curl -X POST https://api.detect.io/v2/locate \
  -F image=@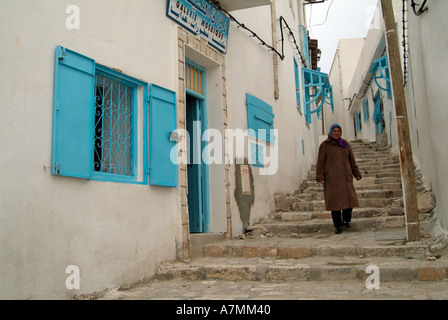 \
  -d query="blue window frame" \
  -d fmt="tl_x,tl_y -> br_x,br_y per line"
302,68 -> 333,125
52,46 -> 178,187
370,55 -> 392,100
92,67 -> 139,182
